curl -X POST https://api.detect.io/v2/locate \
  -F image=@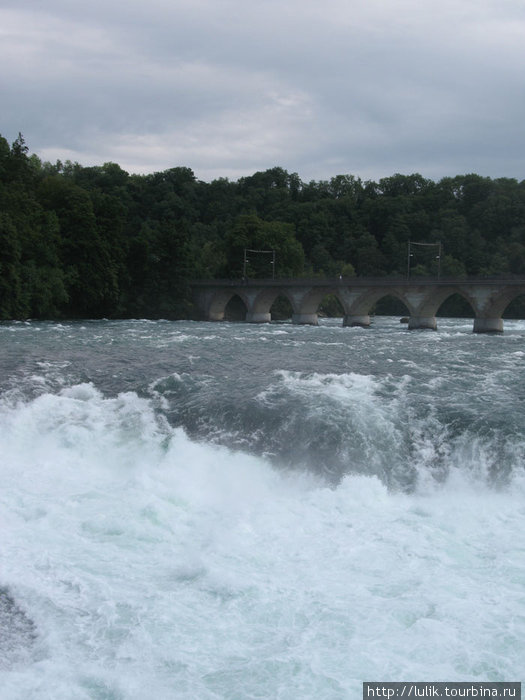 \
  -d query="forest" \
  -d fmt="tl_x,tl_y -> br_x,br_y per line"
1,132 -> 525,320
